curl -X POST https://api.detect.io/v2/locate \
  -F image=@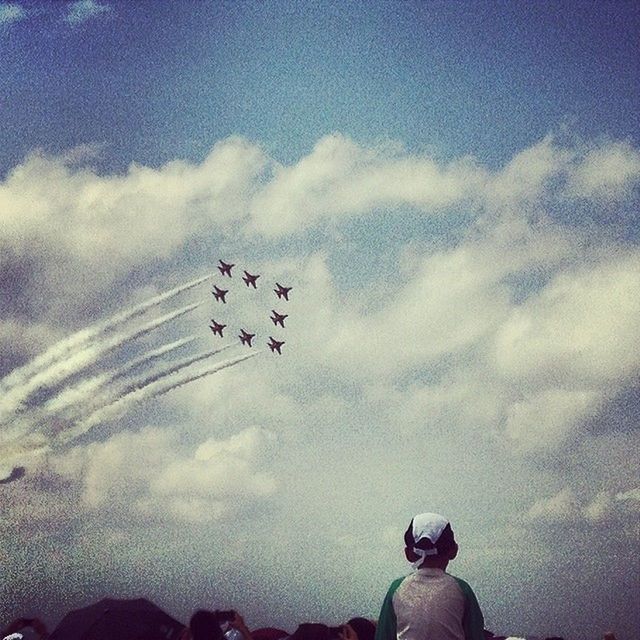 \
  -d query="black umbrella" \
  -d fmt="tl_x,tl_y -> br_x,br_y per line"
49,597 -> 186,640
